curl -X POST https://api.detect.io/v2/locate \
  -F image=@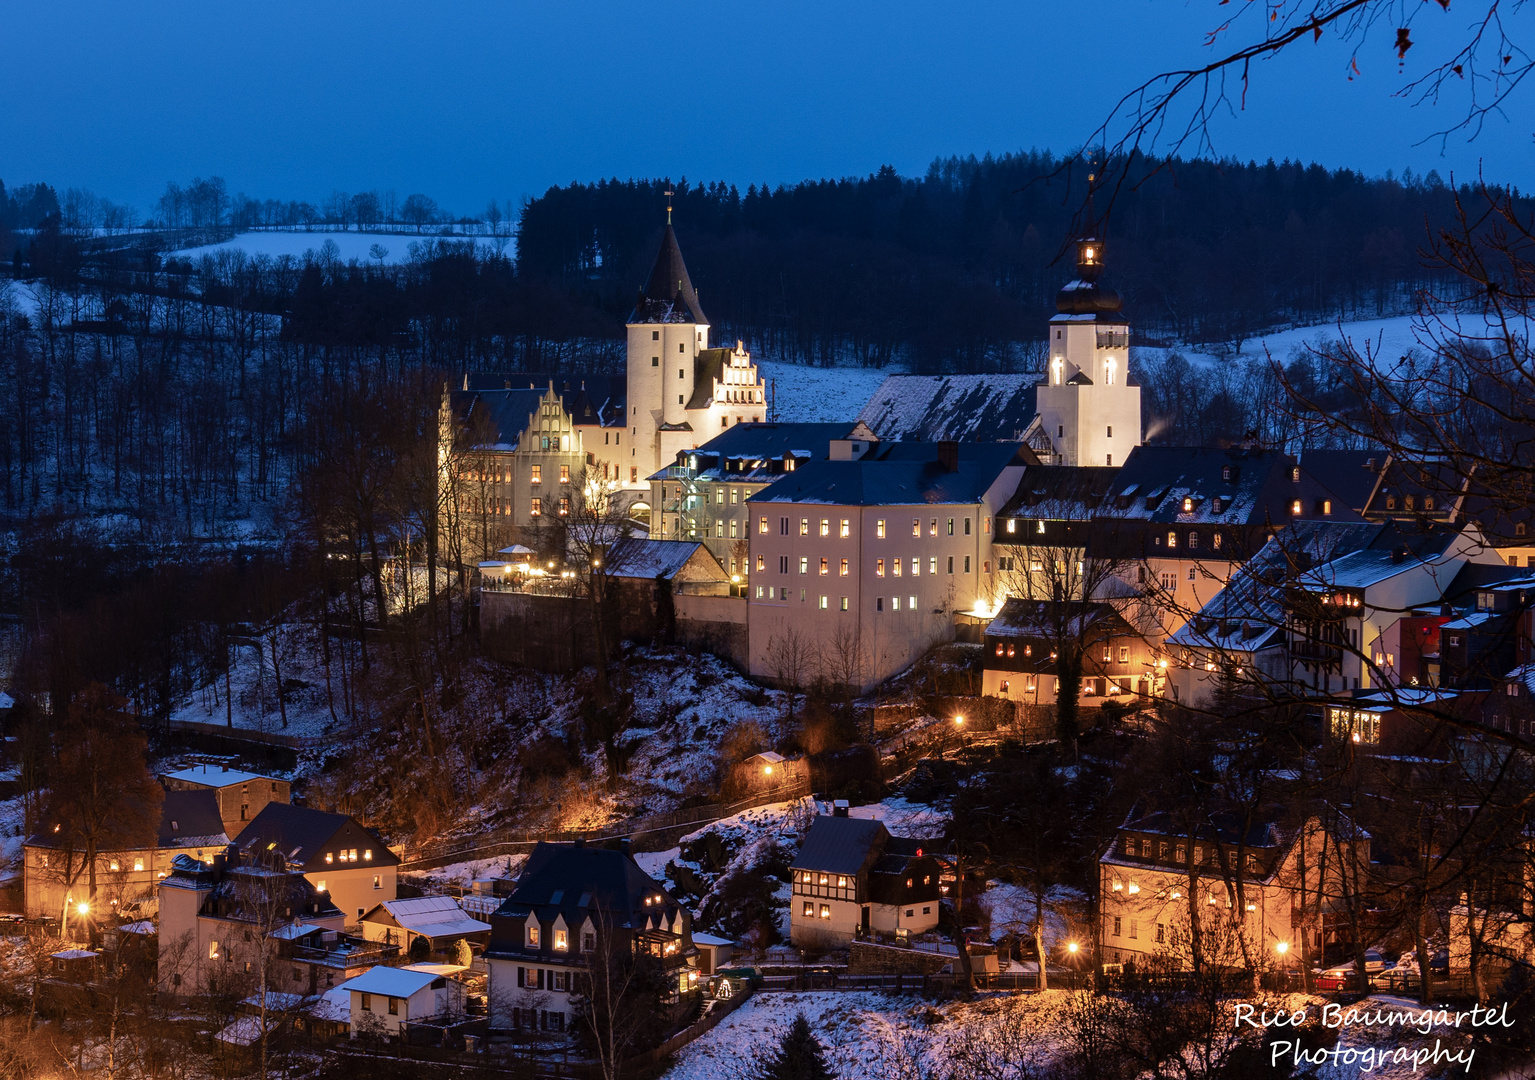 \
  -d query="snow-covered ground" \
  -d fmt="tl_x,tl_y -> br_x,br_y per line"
663,990 -> 1076,1080
759,361 -> 890,424
168,230 -> 508,266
